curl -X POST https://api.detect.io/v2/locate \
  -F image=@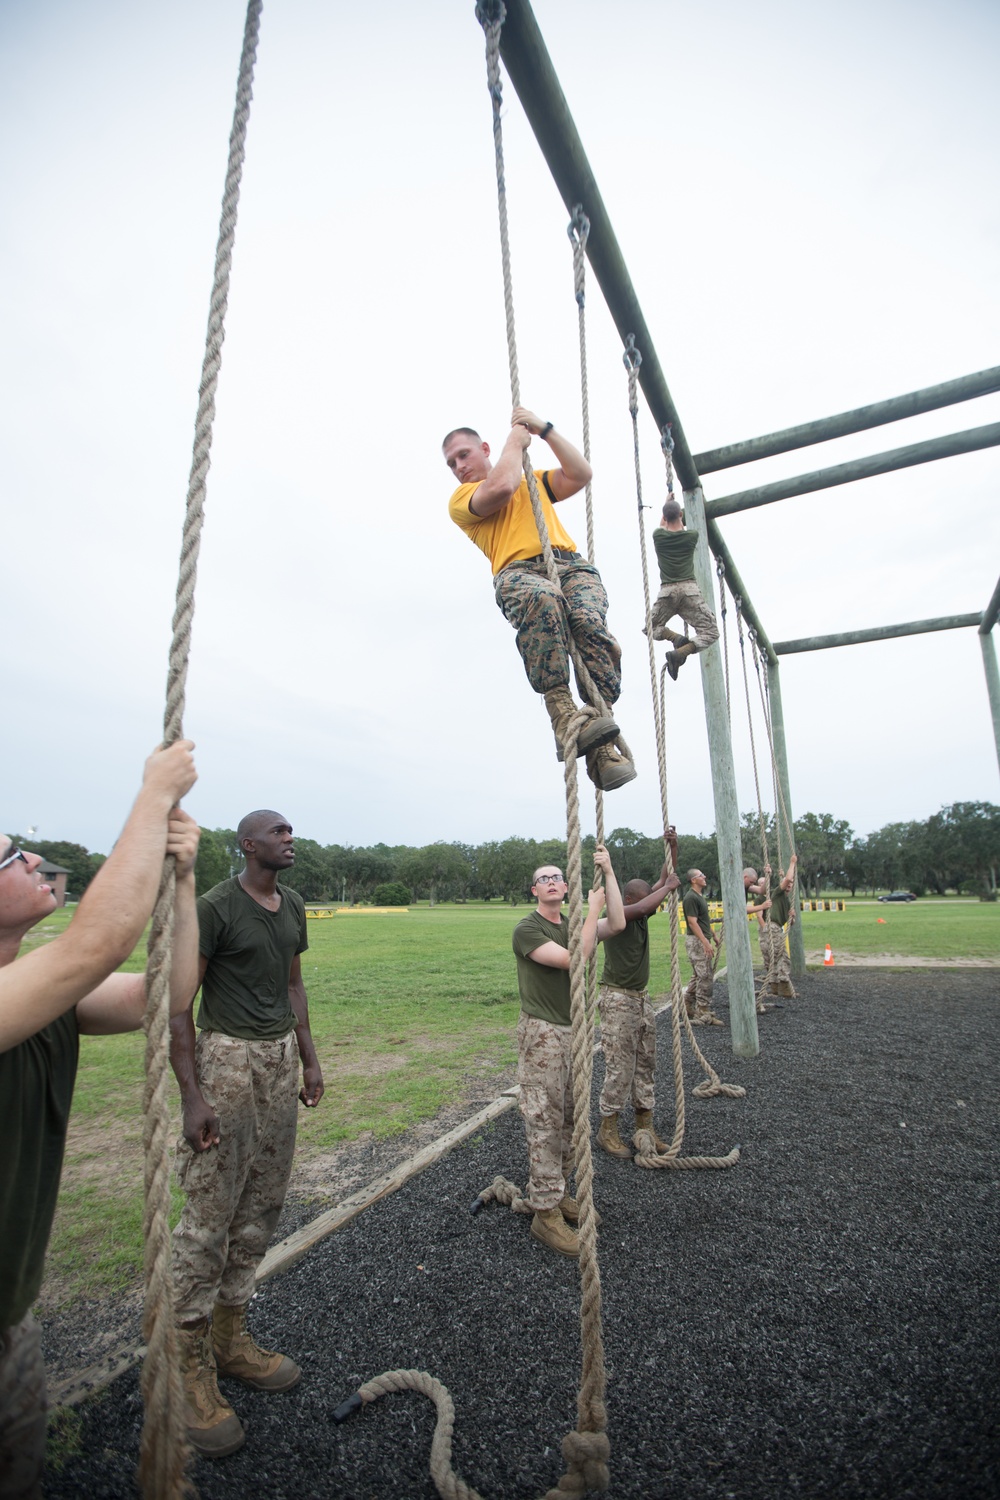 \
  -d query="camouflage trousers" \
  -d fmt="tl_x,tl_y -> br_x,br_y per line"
651,580 -> 719,651
172,1029 -> 299,1324
0,1312 -> 47,1500
683,935 -> 715,1011
495,557 -> 622,706
516,1012 -> 574,1212
759,921 -> 792,988
597,985 -> 656,1115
